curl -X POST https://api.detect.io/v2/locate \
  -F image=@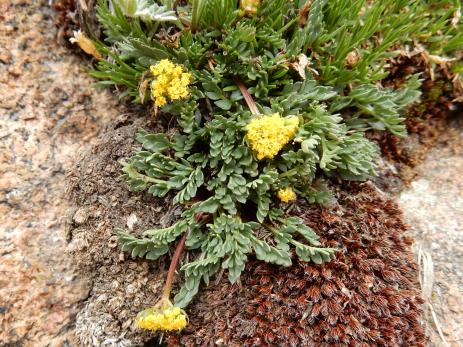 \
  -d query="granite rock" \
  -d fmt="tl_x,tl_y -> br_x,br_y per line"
0,1 -> 121,345
399,118 -> 463,347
